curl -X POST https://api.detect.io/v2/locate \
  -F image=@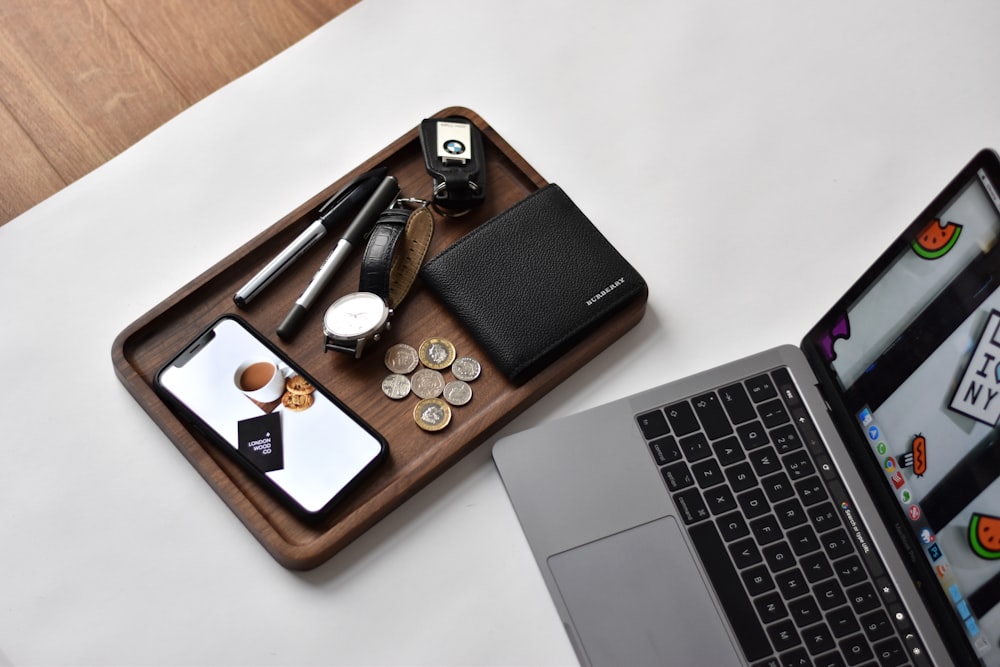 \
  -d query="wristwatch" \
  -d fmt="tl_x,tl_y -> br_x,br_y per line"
323,206 -> 434,357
